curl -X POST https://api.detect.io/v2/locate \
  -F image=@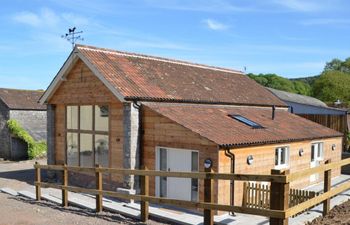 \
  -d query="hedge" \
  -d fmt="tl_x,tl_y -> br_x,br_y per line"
7,119 -> 47,159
